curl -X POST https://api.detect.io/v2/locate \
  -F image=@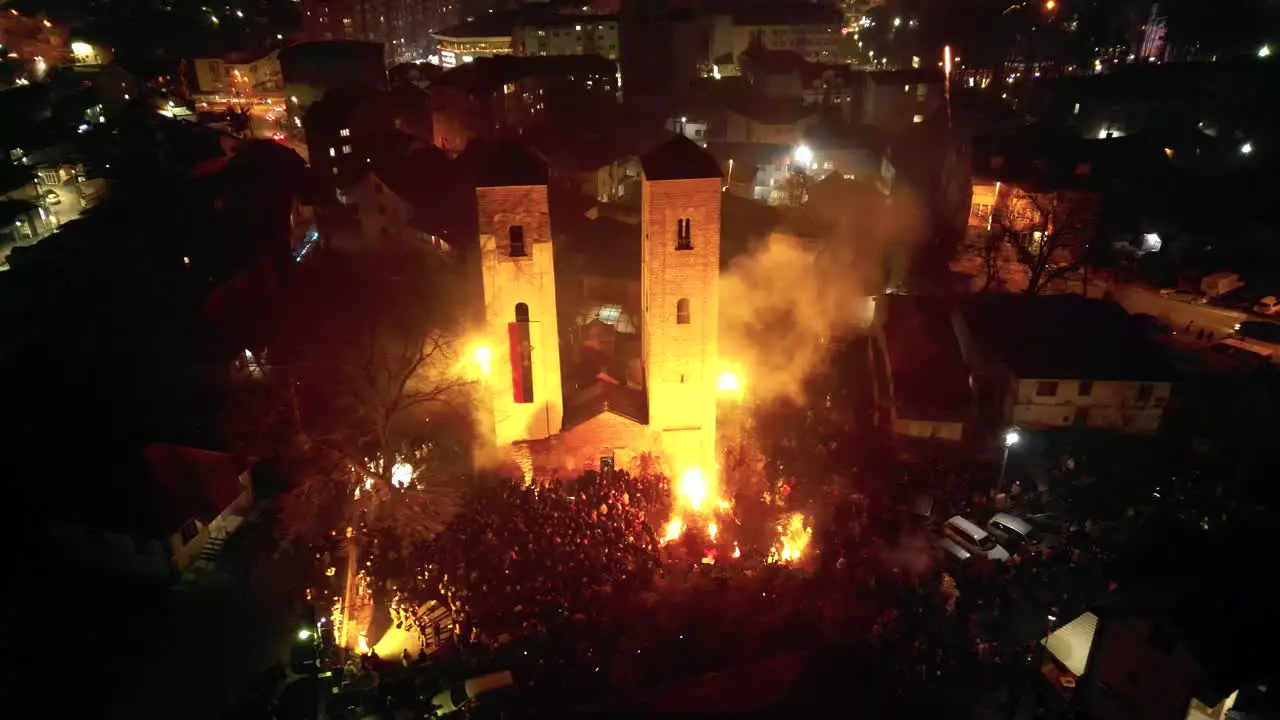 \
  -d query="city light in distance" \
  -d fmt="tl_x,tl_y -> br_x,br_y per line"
1241,142 -> 1254,155
1044,0 -> 1056,10
1259,45 -> 1272,59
